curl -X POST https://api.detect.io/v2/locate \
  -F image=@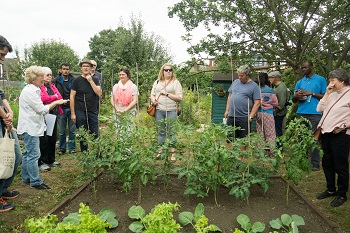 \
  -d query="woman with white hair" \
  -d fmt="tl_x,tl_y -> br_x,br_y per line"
17,66 -> 68,190
38,67 -> 64,172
